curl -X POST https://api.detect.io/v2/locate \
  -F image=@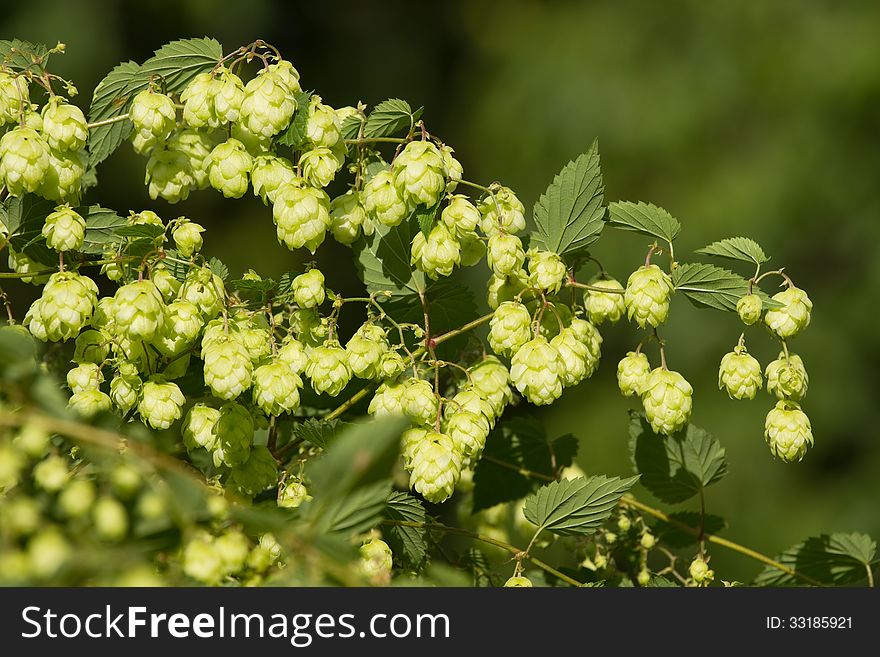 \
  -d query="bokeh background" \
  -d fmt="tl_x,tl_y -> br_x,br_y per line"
3,0 -> 878,581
